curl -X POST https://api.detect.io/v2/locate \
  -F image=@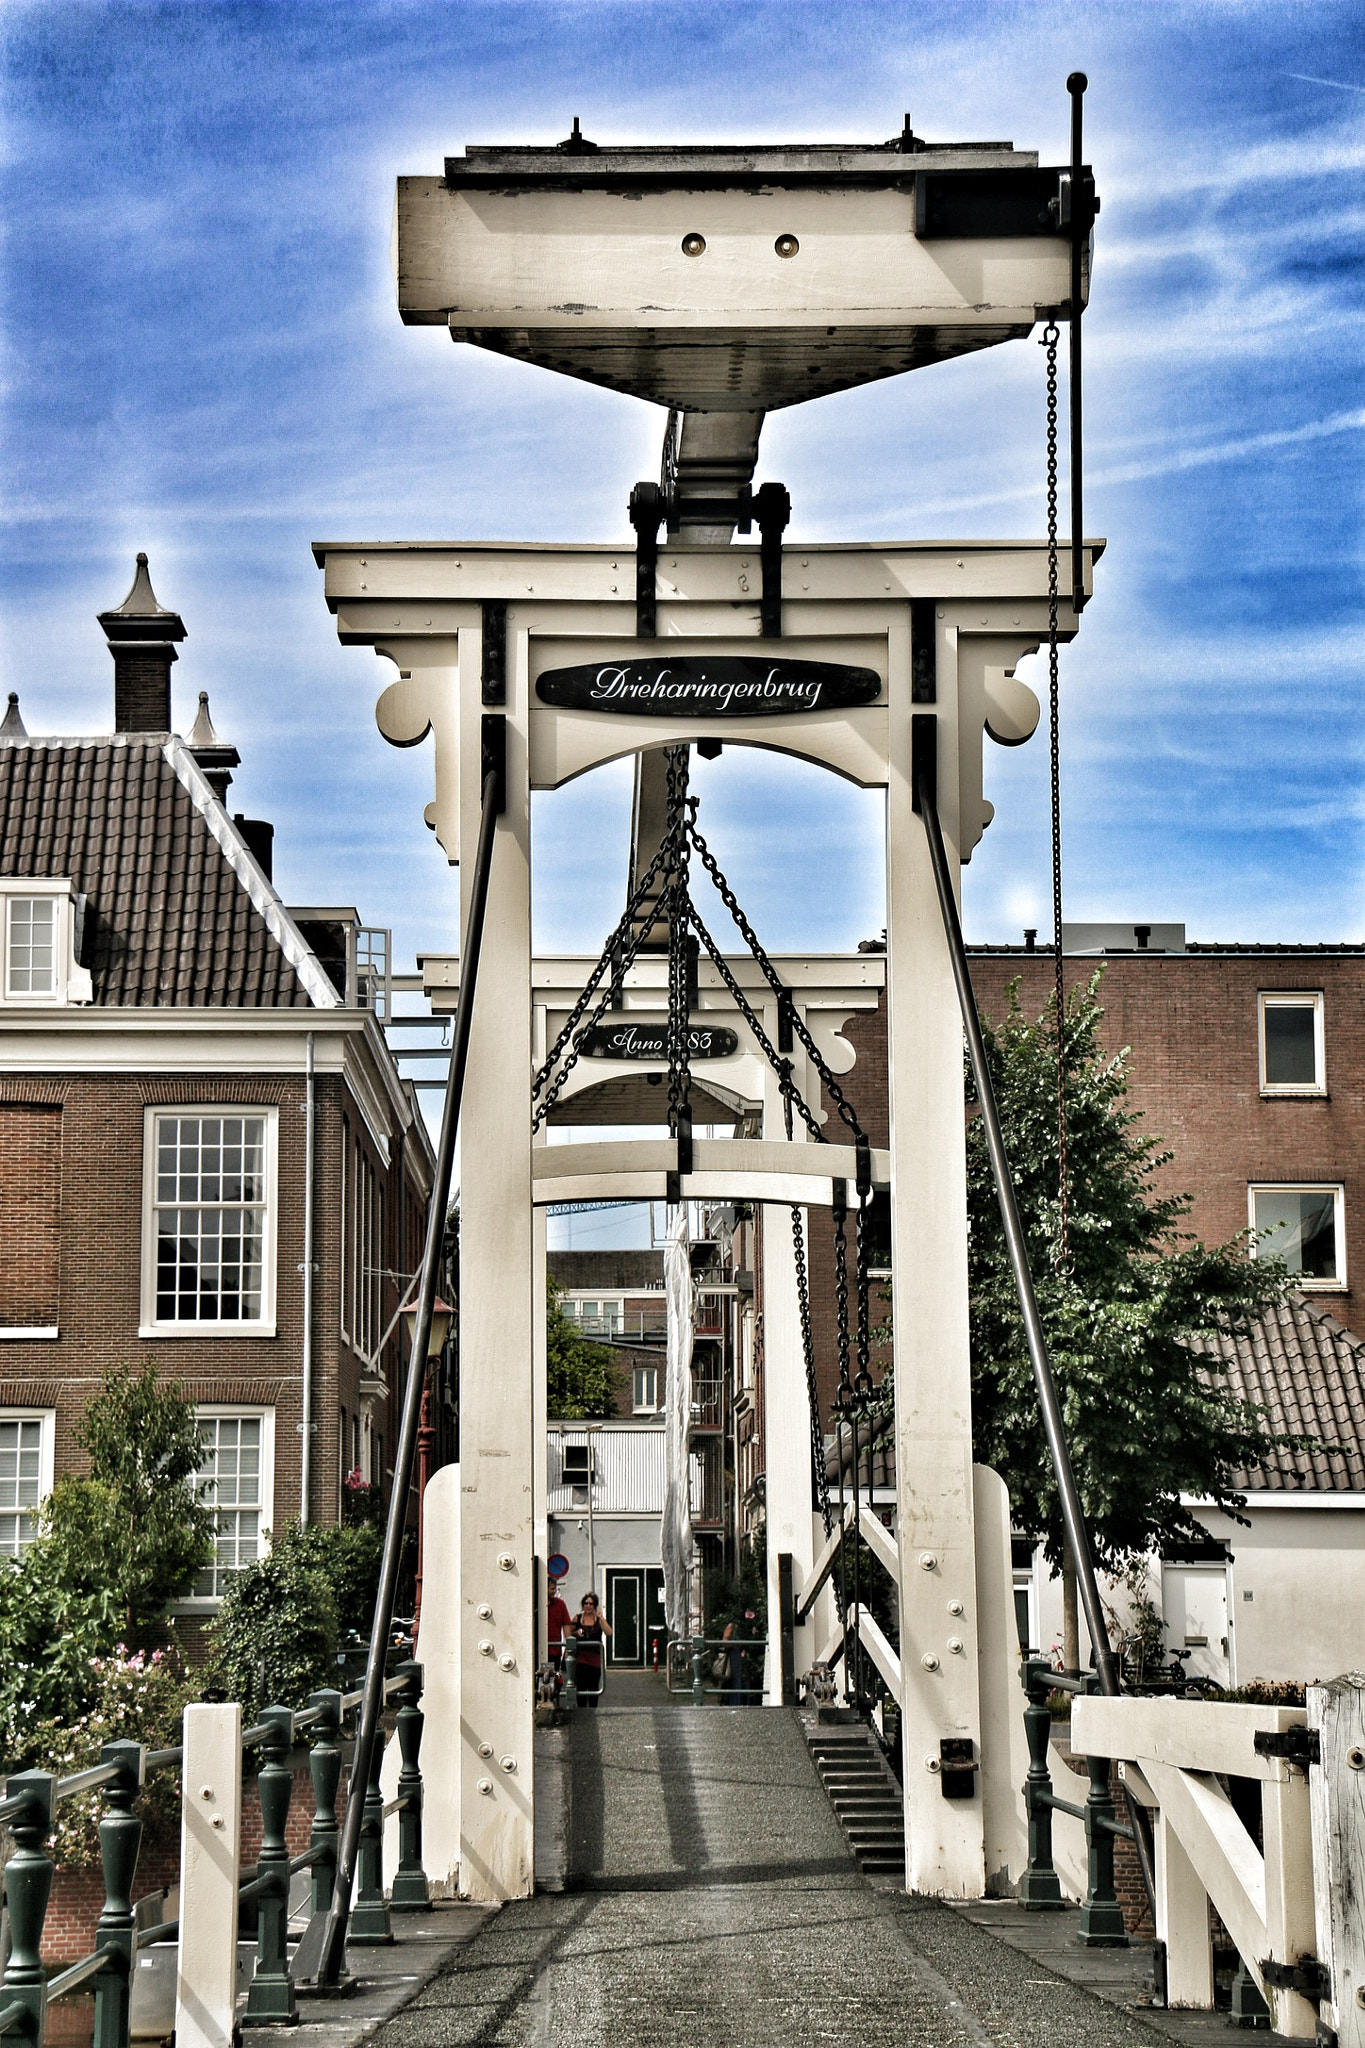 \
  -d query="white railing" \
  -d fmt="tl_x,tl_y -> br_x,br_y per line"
1074,1677 -> 1365,2042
